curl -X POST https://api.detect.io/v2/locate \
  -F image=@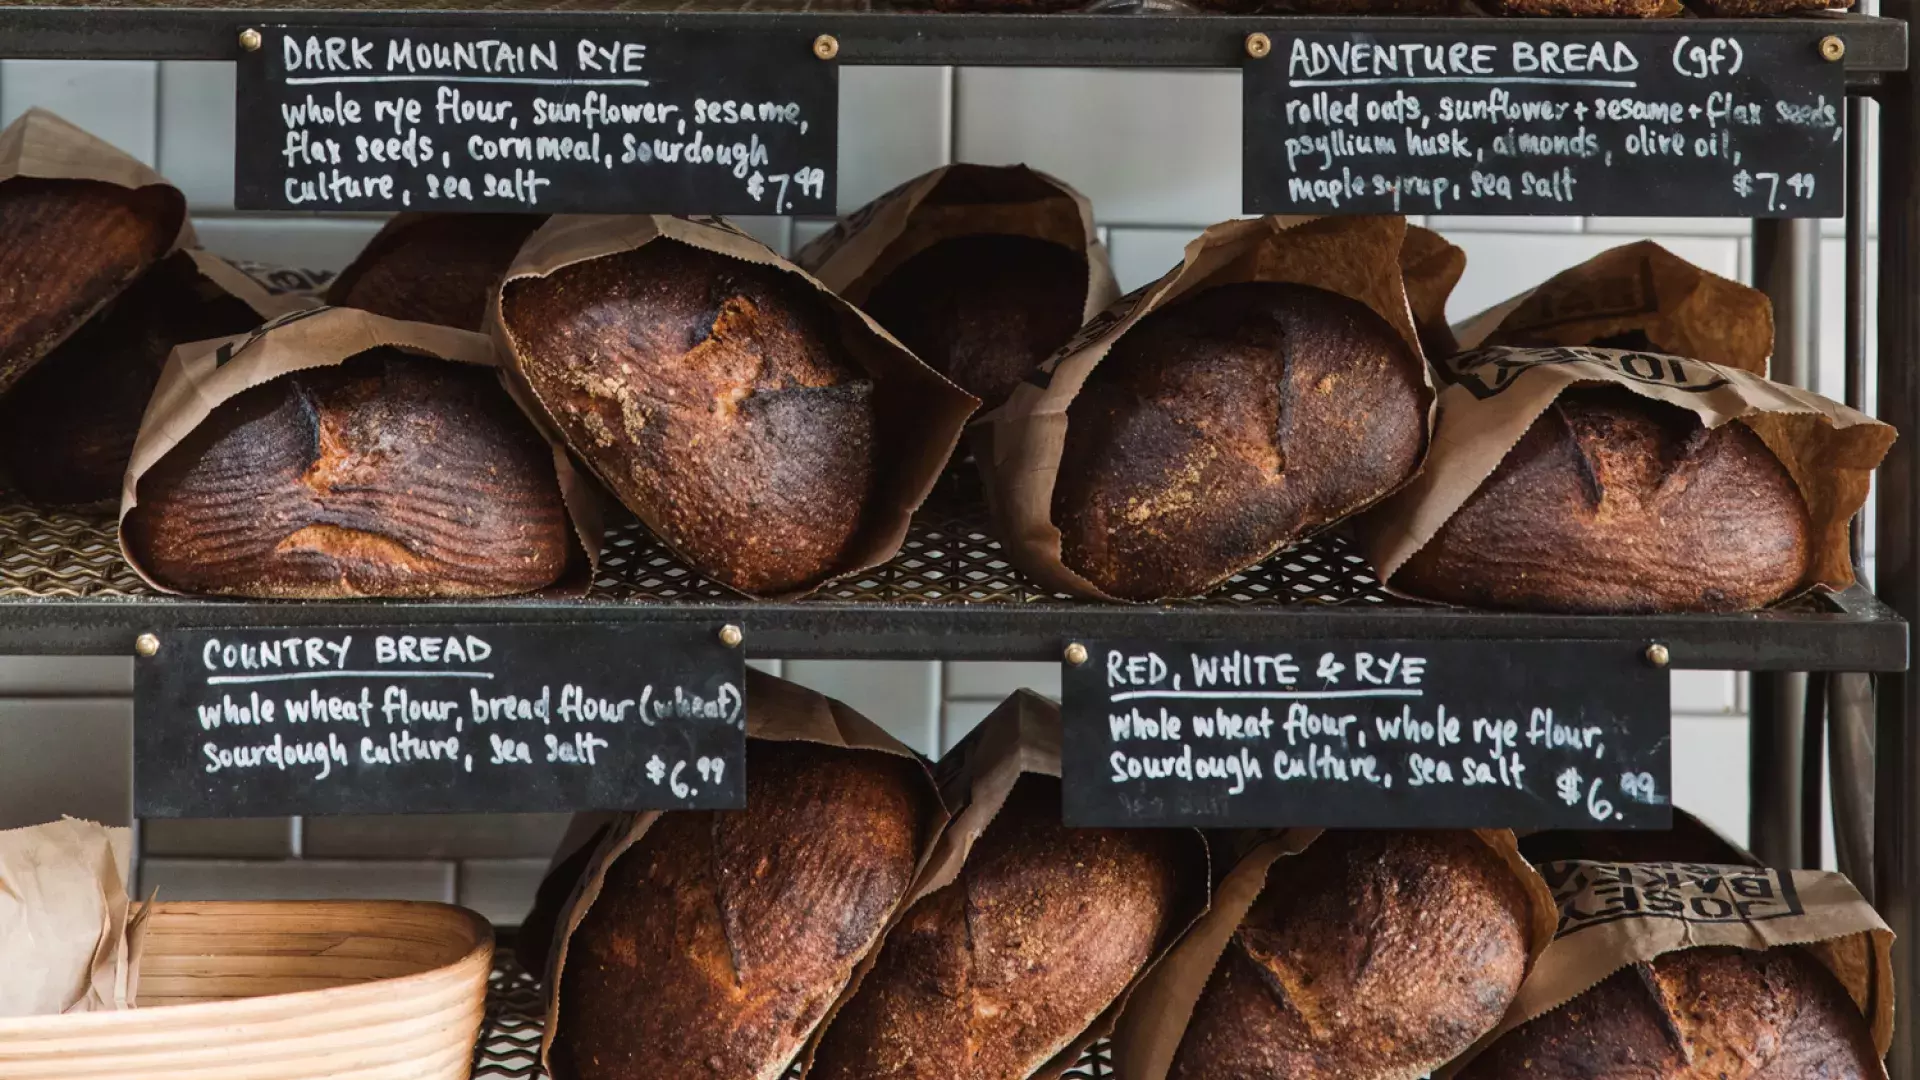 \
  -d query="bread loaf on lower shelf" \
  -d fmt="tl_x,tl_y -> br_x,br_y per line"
1166,831 -> 1533,1080
1455,946 -> 1882,1080
123,347 -> 570,598
328,213 -> 545,331
552,738 -> 935,1080
1393,386 -> 1811,613
811,774 -> 1185,1080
